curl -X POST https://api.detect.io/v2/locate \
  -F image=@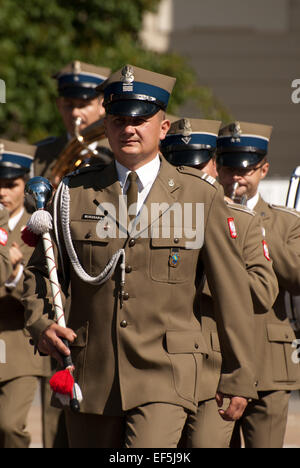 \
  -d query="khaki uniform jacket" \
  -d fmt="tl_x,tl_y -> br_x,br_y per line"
23,158 -> 258,416
0,206 -> 11,287
253,197 -> 300,391
0,210 -> 51,382
197,203 -> 279,402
